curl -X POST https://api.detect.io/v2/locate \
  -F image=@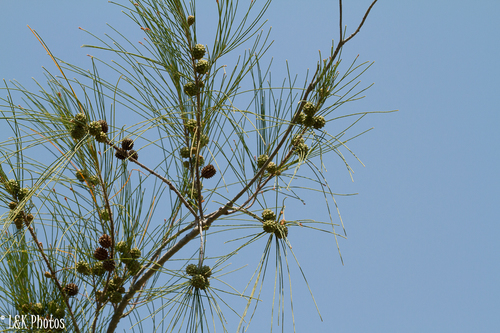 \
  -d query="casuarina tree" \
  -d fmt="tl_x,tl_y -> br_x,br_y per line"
0,0 -> 390,331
